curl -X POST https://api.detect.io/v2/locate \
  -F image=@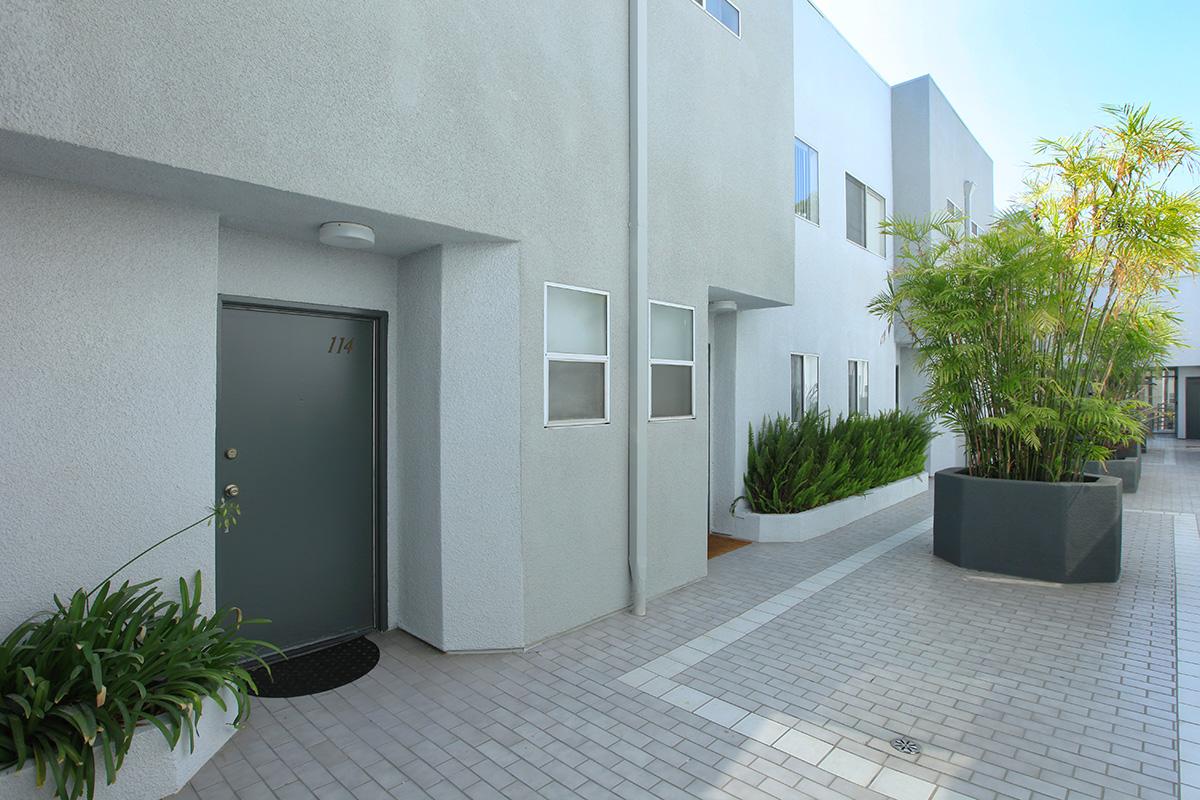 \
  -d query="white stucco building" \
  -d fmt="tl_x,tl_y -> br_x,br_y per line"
1,0 -> 993,656
1161,275 -> 1200,439
709,5 -> 995,535
0,0 -> 794,654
